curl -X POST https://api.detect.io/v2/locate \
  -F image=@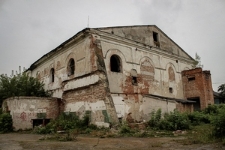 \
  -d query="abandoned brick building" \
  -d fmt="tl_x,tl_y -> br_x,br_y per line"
4,25 -> 214,129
